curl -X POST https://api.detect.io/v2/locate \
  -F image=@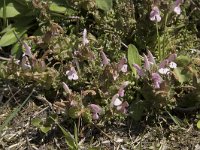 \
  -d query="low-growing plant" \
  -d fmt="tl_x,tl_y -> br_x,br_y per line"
0,0 -> 200,148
